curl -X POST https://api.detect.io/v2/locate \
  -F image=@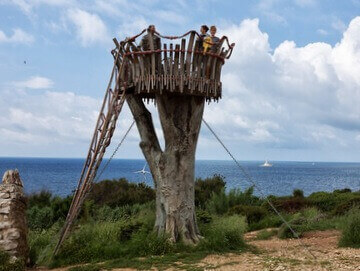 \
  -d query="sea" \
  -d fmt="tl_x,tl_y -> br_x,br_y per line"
0,157 -> 359,197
